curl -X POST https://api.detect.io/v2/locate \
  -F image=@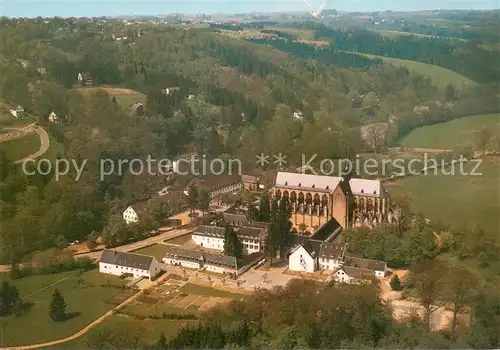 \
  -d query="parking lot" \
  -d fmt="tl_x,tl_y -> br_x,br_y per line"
238,265 -> 294,290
